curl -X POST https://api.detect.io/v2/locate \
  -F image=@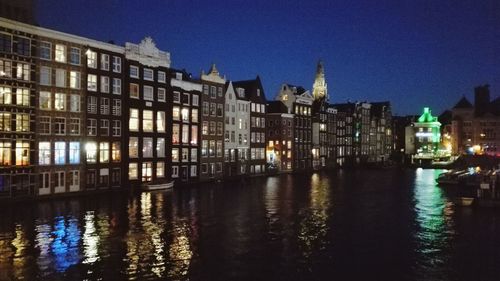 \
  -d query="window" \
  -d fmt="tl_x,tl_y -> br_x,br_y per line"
68,142 -> 80,164
158,88 -> 166,102
0,113 -> 11,132
39,116 -> 50,134
129,65 -> 139,78
0,59 -> 12,78
158,71 -> 166,83
39,41 -> 51,60
173,106 -> 180,121
15,88 -> 29,106
143,110 -> 153,132
0,141 -> 11,166
38,142 -> 50,165
54,141 -> 66,165
210,103 -> 216,116
172,124 -> 180,144
143,138 -> 153,157
191,109 -> 198,123
190,165 -> 197,177
112,56 -> 121,73
100,119 -> 109,136
86,50 -> 97,68
209,140 -> 215,157
129,163 -> 138,179
191,148 -> 197,162
87,96 -> 97,113
172,148 -> 179,162
55,44 -> 66,63
54,117 -> 65,135
202,121 -> 208,135
70,94 -> 80,112
69,170 -> 80,189
16,37 -> 30,56
143,68 -> 153,81
87,119 -> 97,136
191,125 -> 198,145
40,66 -> 51,85
210,86 -> 216,98
157,111 -> 165,132
182,125 -> 189,144
0,86 -> 11,105
201,140 -> 208,157
85,142 -> 97,163
15,113 -> 29,132
210,121 -> 216,135
143,86 -> 153,101
129,109 -> 139,131
216,141 -> 223,157
0,33 -> 12,53
112,142 -> 121,162
100,76 -> 110,93
173,91 -> 180,103
217,122 -> 223,136
129,137 -> 138,158
112,99 -> 121,116
15,141 -> 29,166
99,142 -> 109,163
218,87 -> 223,97
55,171 -> 65,189
182,93 -> 190,105
181,108 -> 189,122
130,83 -> 139,98
112,78 -> 121,94
16,63 -> 30,81
69,71 -> 81,89
54,69 -> 66,88
69,47 -> 80,65
192,95 -> 199,106
101,54 -> 109,70
100,97 -> 110,115
172,166 -> 179,178
112,120 -> 121,136
87,74 -> 97,91
54,93 -> 66,111
182,148 -> 189,162
157,138 -> 165,157
157,162 -> 165,178
70,118 -> 80,135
